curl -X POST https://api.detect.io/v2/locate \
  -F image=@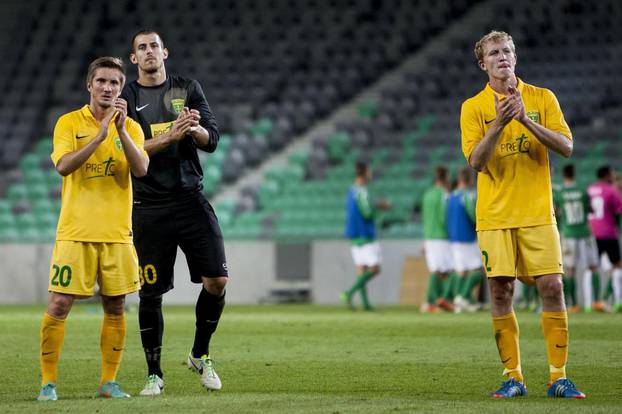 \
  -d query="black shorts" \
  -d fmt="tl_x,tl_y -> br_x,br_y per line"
596,238 -> 621,265
132,195 -> 228,297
